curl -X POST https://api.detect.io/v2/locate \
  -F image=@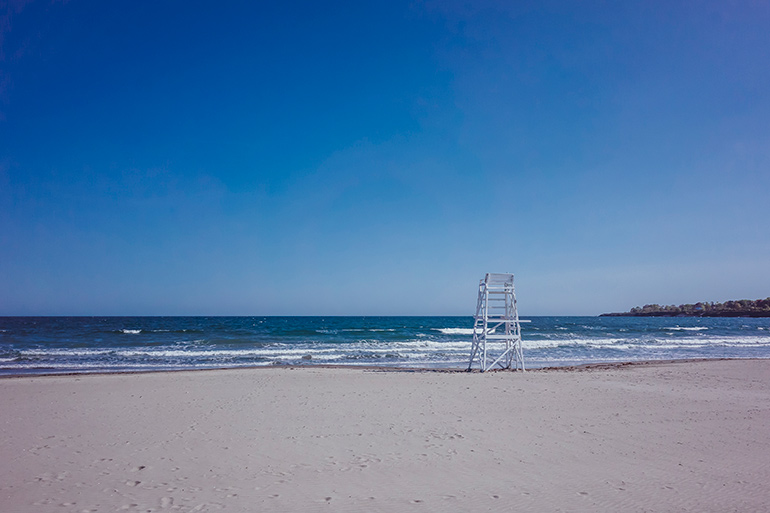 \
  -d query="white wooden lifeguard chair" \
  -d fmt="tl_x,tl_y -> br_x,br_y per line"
468,273 -> 525,372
